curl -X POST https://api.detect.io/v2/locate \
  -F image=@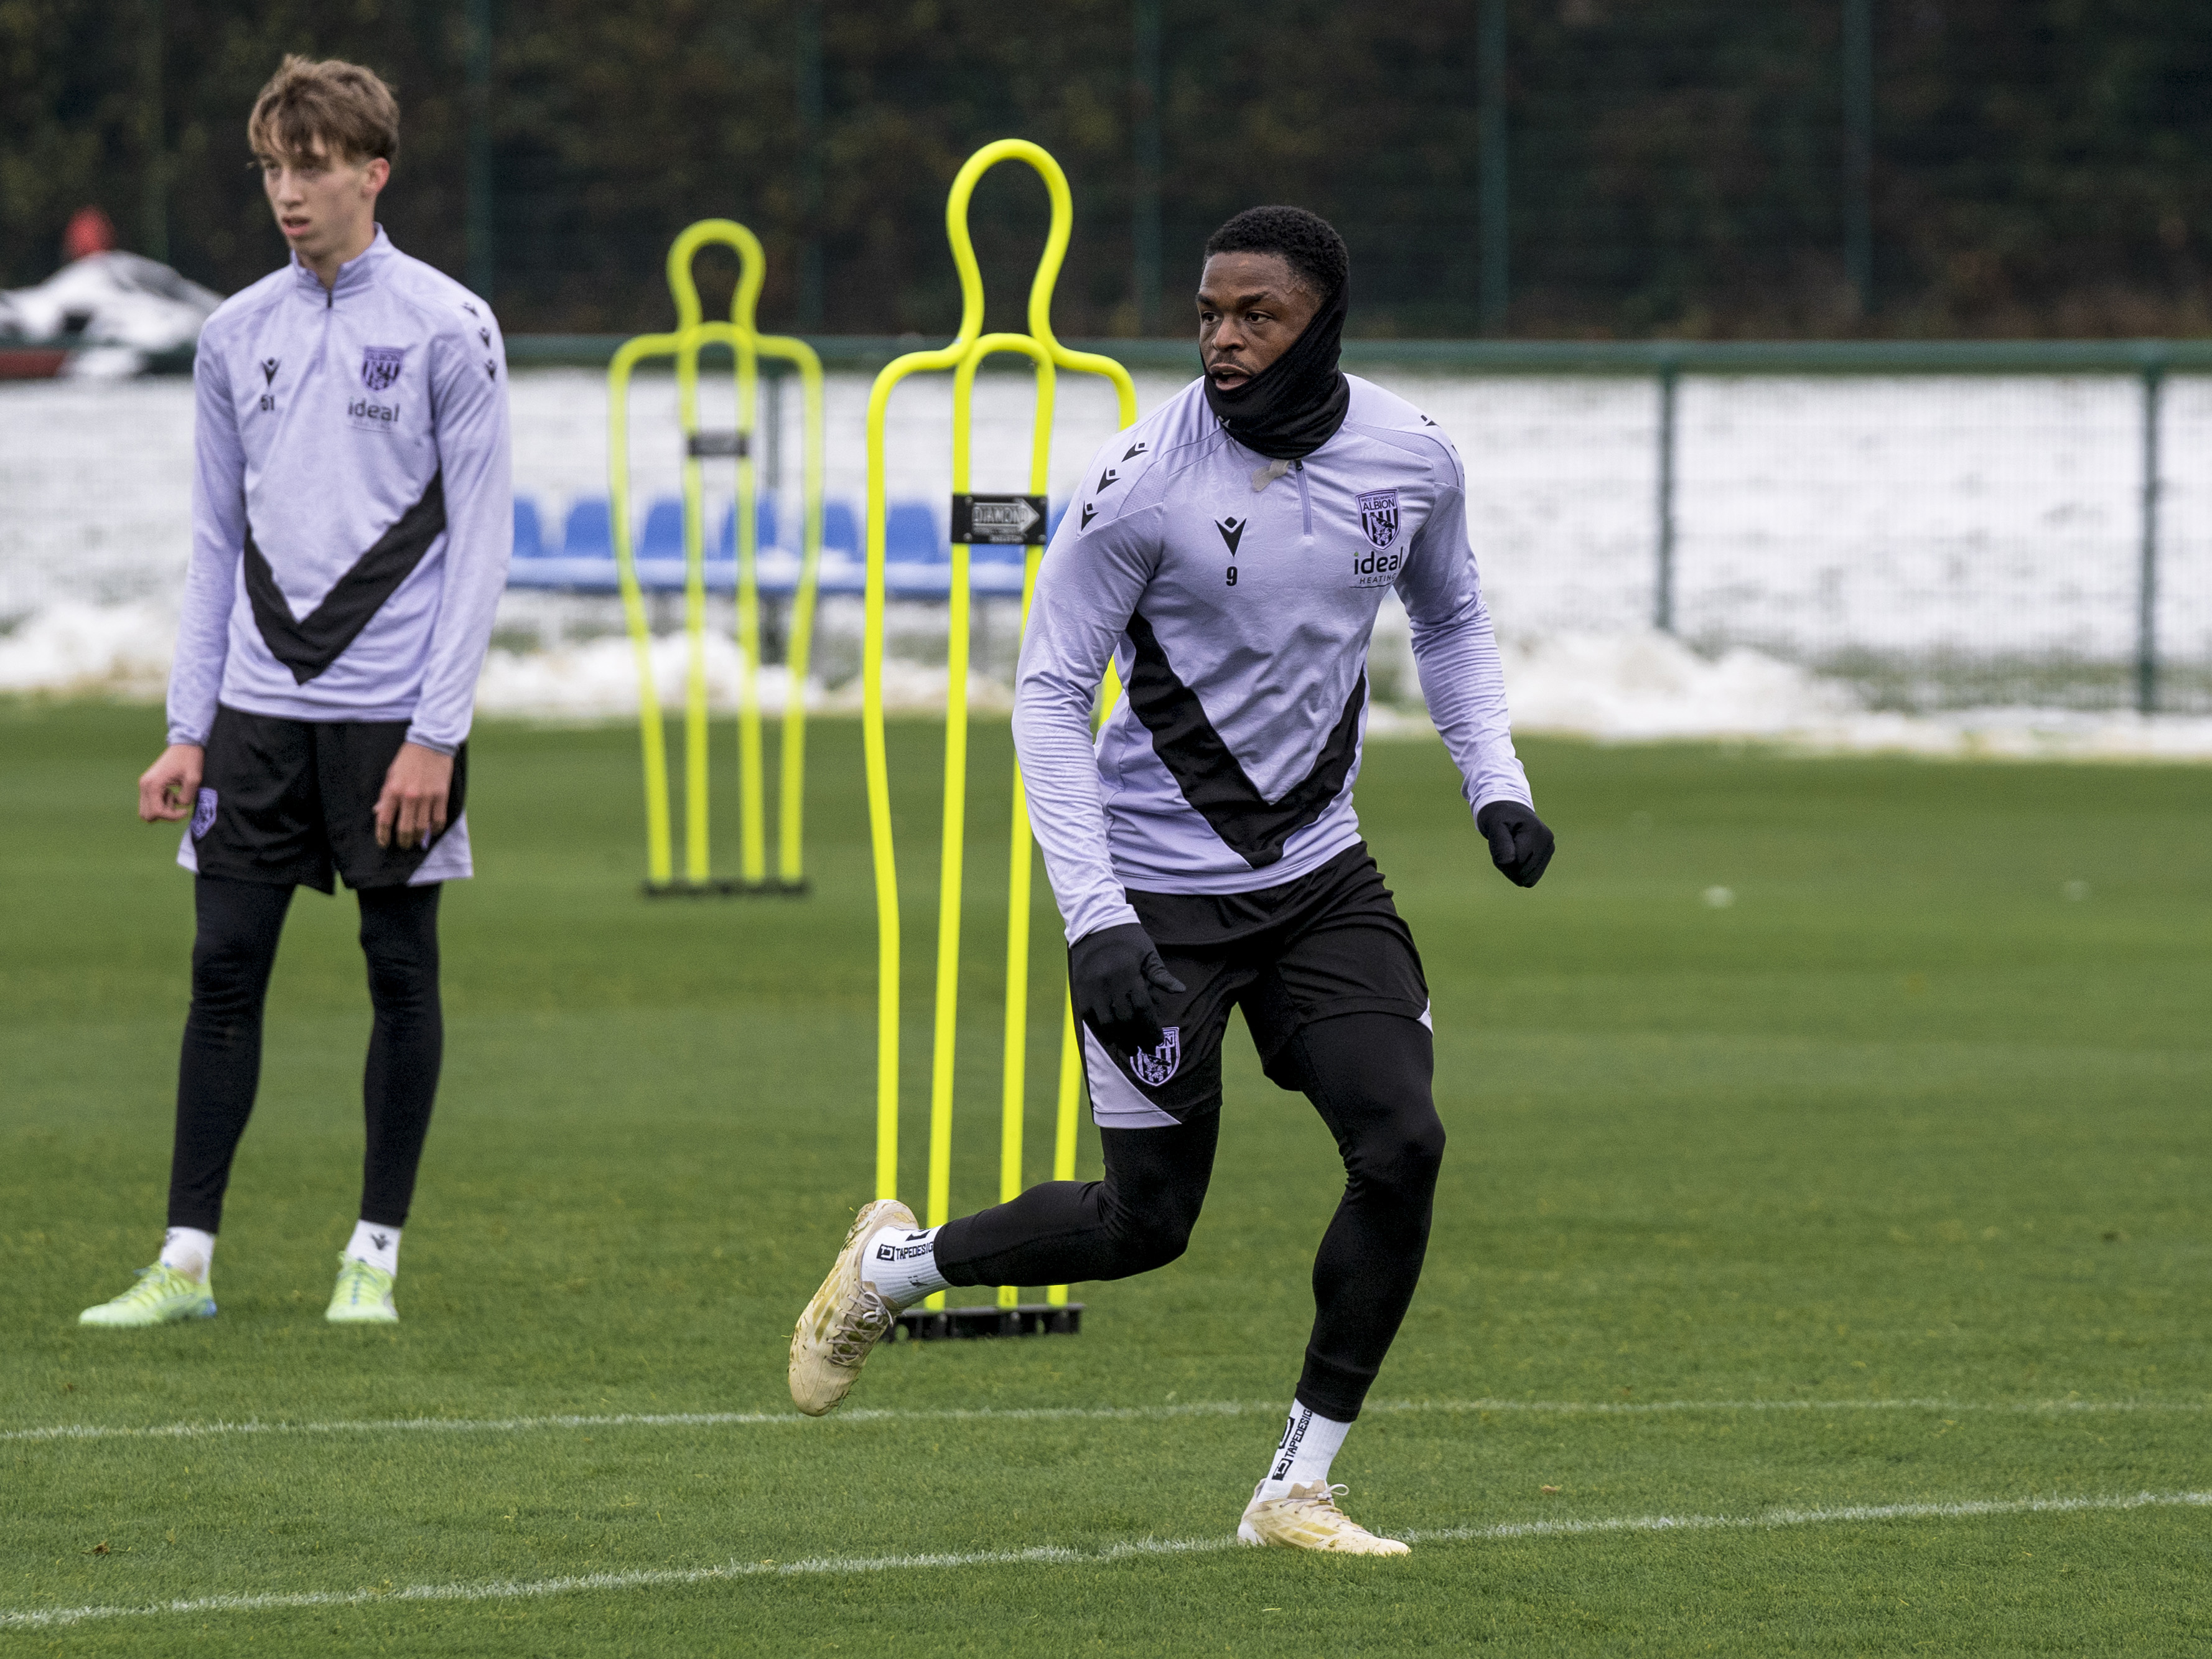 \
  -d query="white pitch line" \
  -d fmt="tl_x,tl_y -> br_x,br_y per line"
3,1488 -> 2206,1632
3,1393 -> 2205,1447
0,1401 -> 1257,1446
